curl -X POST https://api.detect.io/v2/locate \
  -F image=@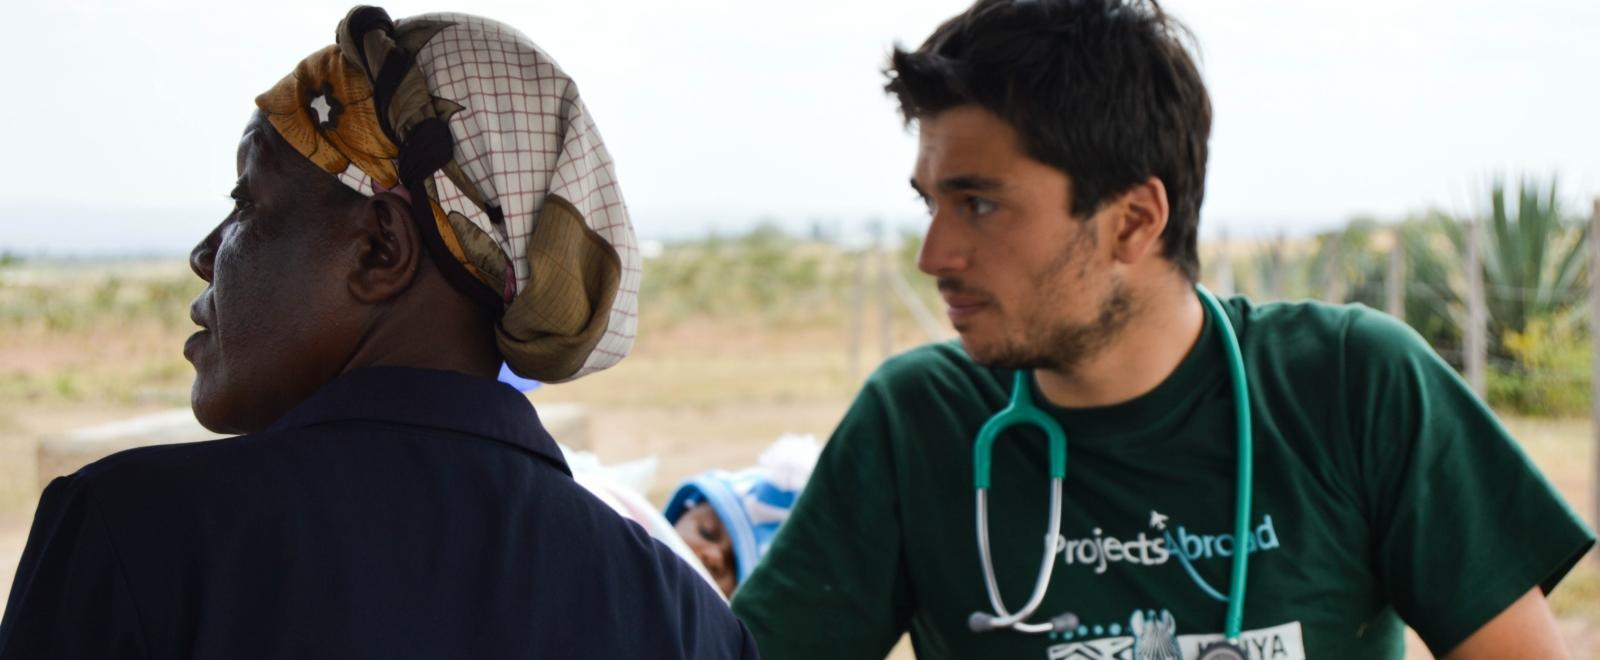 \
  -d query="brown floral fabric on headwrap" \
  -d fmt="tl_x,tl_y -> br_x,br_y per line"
256,6 -> 638,382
